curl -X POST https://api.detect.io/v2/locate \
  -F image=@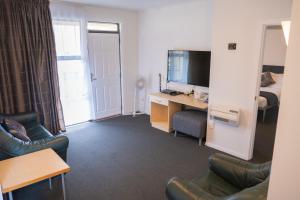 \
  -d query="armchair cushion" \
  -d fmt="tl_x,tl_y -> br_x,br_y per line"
166,172 -> 240,200
226,179 -> 269,200
27,125 -> 53,141
191,171 -> 240,197
166,177 -> 216,200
